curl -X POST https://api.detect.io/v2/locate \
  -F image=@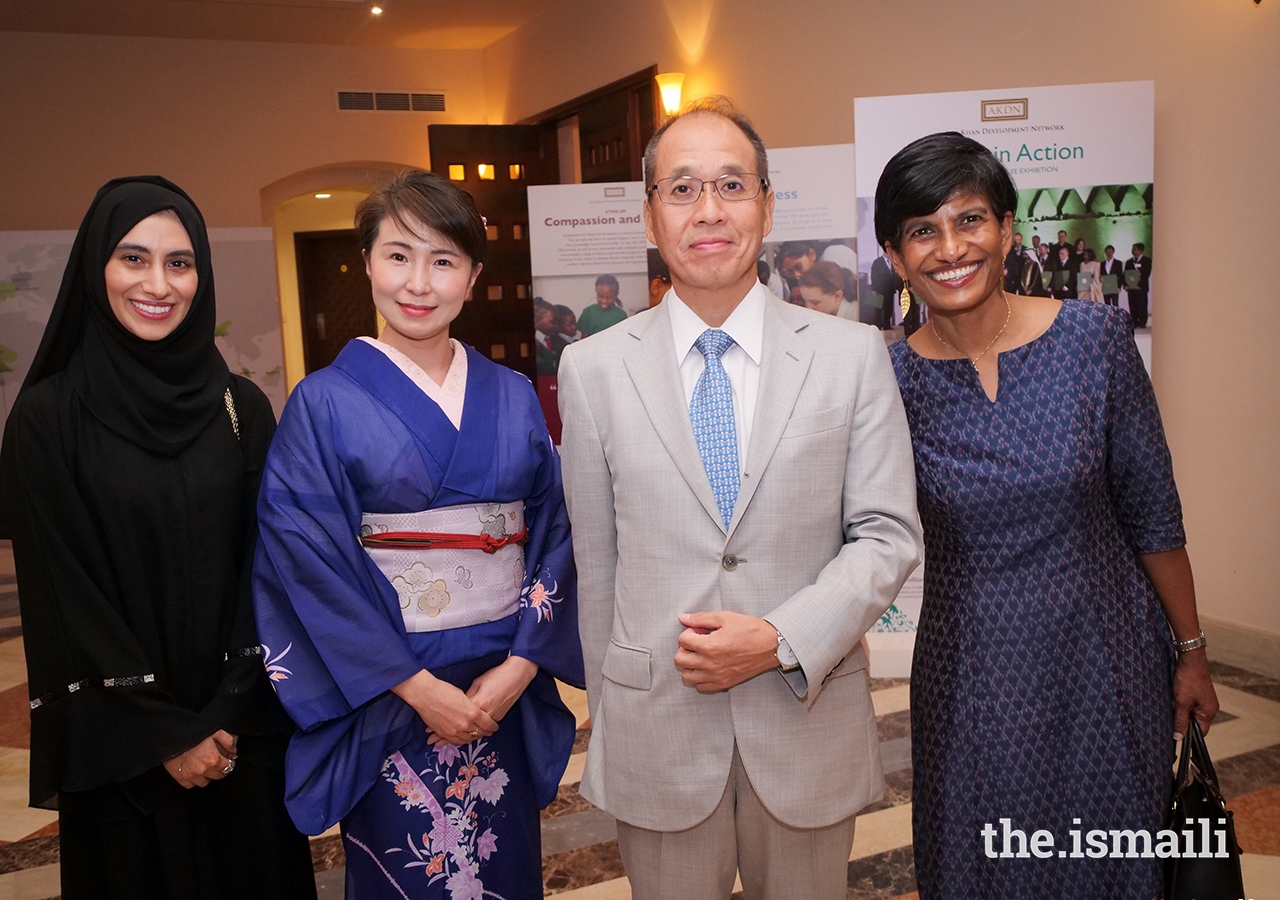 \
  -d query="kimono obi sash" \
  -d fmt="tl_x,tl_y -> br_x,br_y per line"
359,502 -> 527,634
